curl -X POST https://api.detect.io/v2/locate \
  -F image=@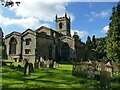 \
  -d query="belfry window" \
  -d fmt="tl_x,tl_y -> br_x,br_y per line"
59,22 -> 62,29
